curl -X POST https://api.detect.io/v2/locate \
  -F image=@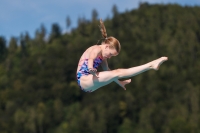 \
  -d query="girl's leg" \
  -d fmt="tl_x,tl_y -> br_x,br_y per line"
114,79 -> 132,90
80,57 -> 168,91
114,57 -> 168,79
